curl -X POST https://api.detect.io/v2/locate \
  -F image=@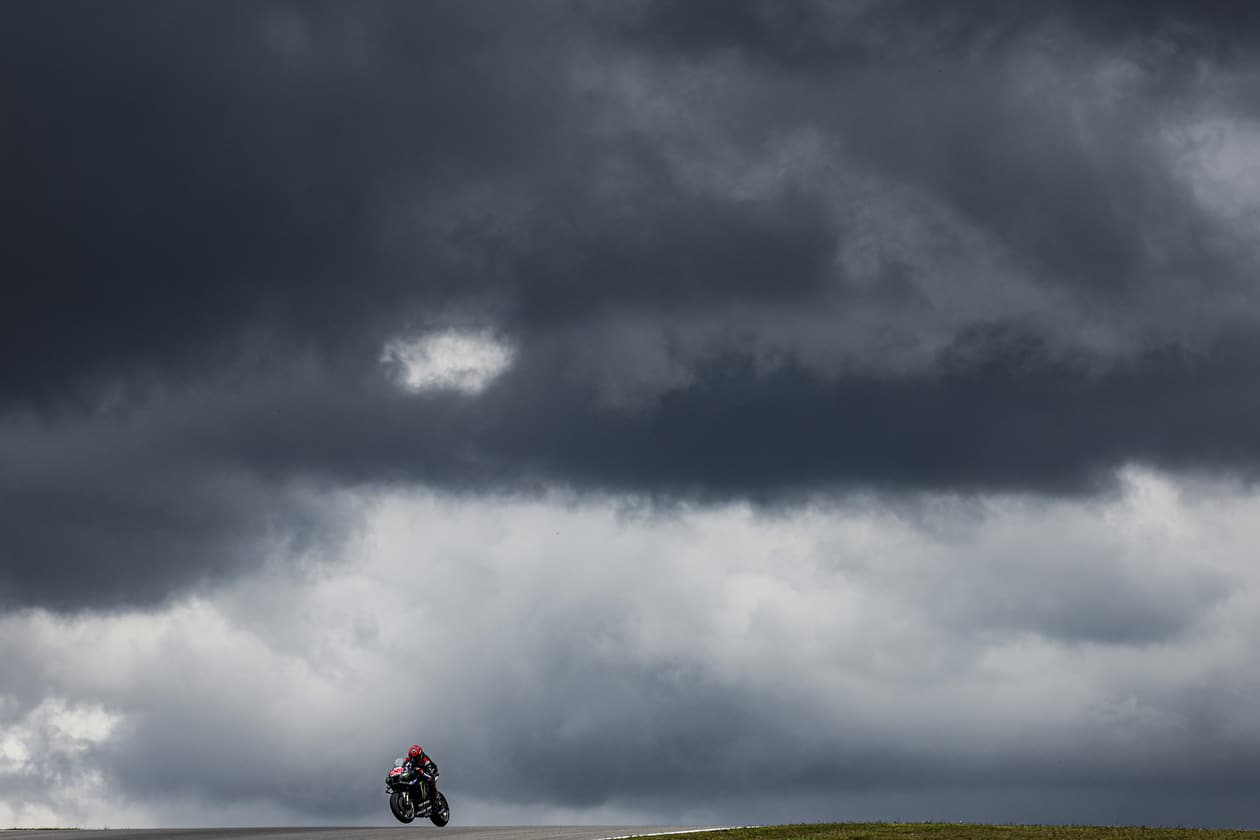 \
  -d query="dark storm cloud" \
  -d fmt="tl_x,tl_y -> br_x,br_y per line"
7,1 -> 680,410
0,421 -> 342,610
101,328 -> 1260,497
6,0 -> 1260,609
1,0 -> 836,406
609,1 -> 1252,299
18,324 -> 1260,609
614,0 -> 1260,62
3,0 -> 1243,398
